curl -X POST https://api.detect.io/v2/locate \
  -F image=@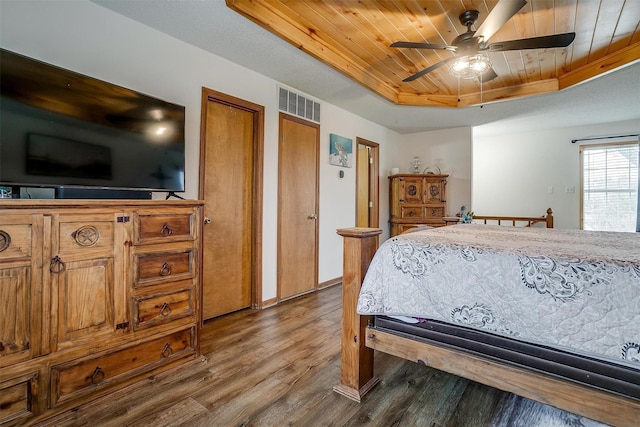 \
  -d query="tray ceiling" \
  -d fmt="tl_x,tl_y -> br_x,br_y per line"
226,0 -> 640,108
